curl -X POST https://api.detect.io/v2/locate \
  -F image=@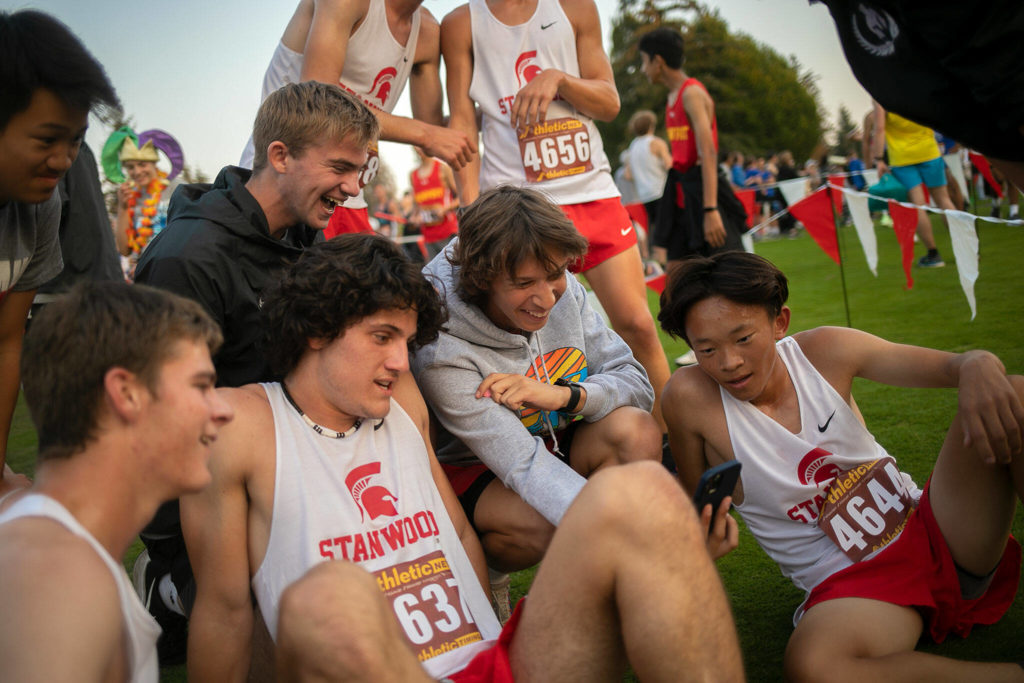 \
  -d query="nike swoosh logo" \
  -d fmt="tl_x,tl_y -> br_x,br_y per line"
541,21 -> 557,29
620,225 -> 633,236
817,410 -> 836,432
